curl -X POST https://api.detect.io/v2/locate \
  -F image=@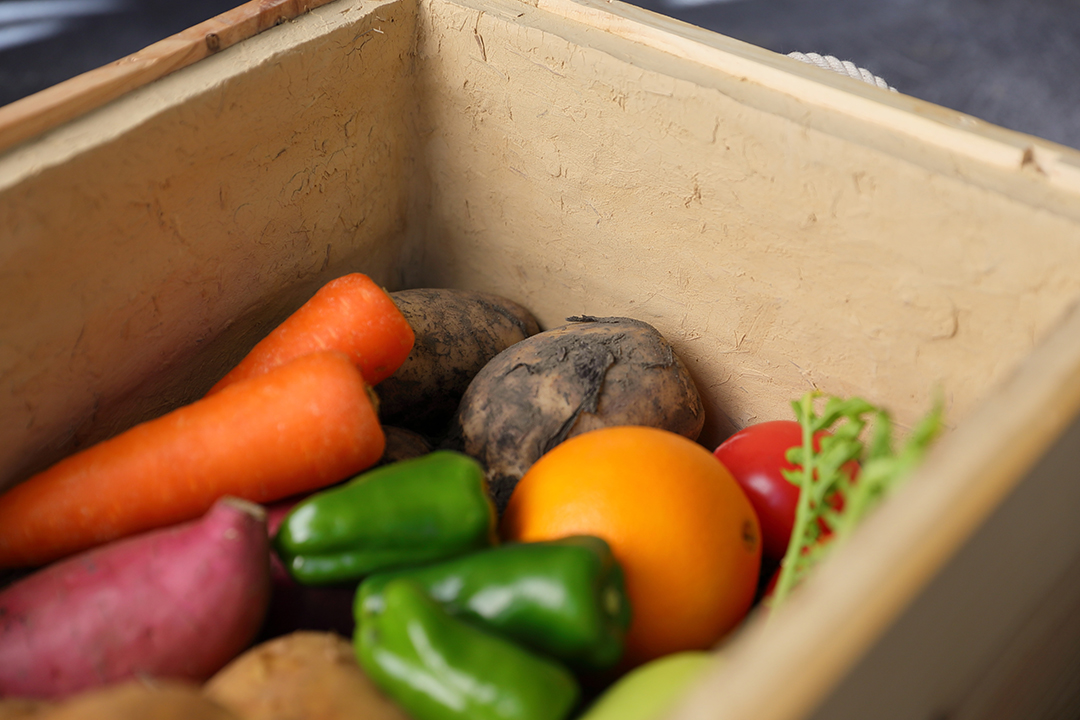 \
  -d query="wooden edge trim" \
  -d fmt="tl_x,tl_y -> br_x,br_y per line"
530,0 -> 1080,197
0,0 -> 338,155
